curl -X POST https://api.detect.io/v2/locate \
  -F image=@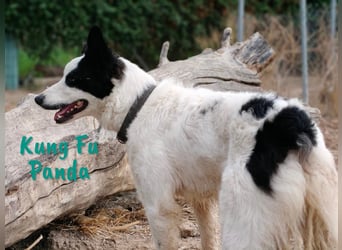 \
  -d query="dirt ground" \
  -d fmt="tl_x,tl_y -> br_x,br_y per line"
5,76 -> 338,250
